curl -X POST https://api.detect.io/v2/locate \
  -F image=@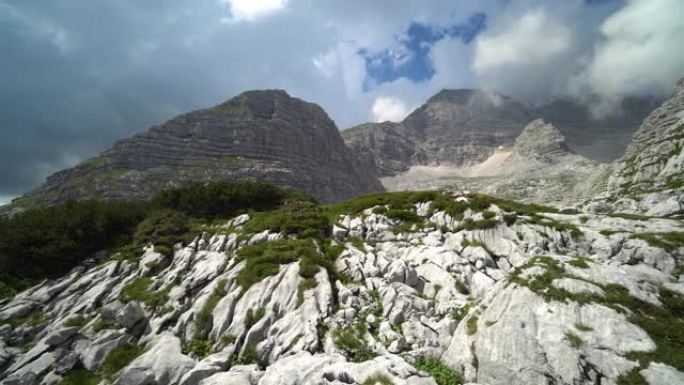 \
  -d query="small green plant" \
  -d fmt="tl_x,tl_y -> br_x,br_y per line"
194,279 -> 227,338
245,307 -> 266,329
333,325 -> 376,362
454,279 -> 470,295
232,343 -> 259,365
92,318 -> 116,332
181,339 -> 213,359
118,277 -> 169,307
361,373 -> 394,385
482,211 -> 496,219
101,344 -> 145,378
574,323 -> 593,332
58,369 -> 102,385
466,316 -> 479,335
452,302 -> 475,322
616,367 -> 647,385
565,331 -> 582,348
297,278 -> 317,307
220,334 -> 237,345
412,357 -> 461,385
64,315 -> 91,328
568,257 -> 590,269
503,214 -> 517,226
